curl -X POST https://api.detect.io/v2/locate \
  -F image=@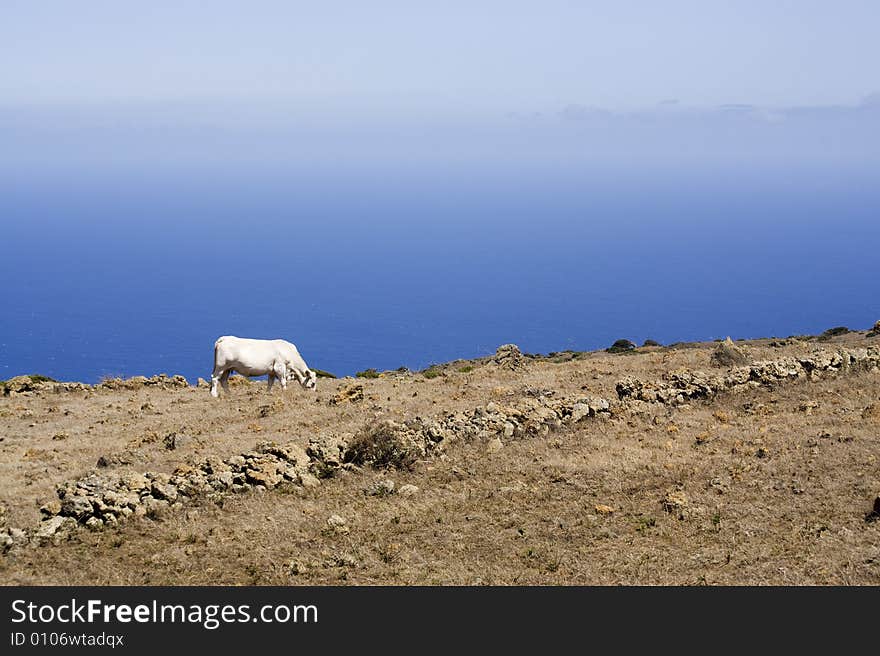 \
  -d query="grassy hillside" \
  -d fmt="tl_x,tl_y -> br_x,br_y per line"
1,329 -> 879,585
